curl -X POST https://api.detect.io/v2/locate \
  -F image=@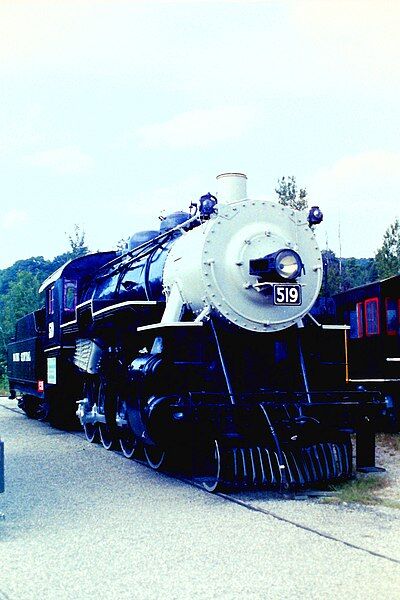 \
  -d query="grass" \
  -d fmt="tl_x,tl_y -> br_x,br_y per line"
321,432 -> 400,509
331,475 -> 387,503
324,474 -> 400,510
0,375 -> 9,397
